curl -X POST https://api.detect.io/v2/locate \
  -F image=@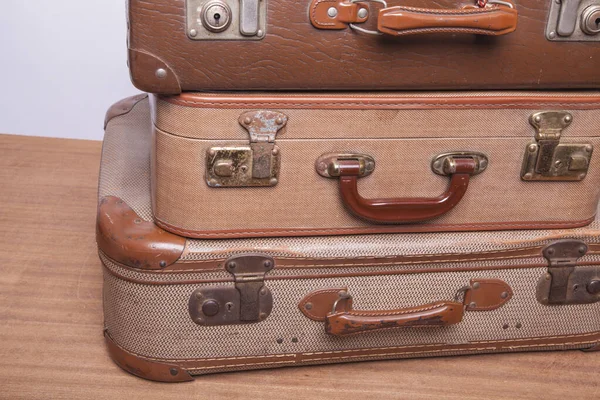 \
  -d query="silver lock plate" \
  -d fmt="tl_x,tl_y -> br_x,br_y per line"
546,0 -> 600,41
186,0 -> 267,40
